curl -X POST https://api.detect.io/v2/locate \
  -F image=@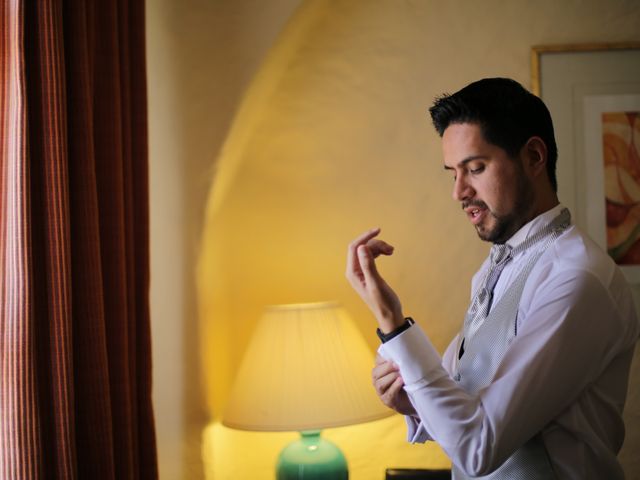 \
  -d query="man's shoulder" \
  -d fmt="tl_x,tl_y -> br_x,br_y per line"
523,223 -> 633,311
521,223 -> 639,344
541,224 -> 618,281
